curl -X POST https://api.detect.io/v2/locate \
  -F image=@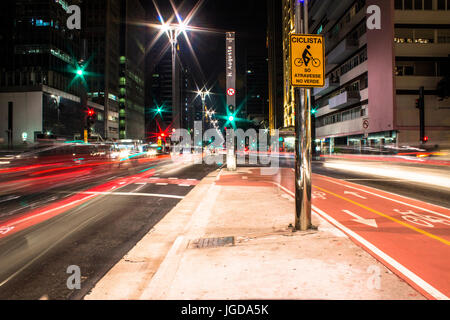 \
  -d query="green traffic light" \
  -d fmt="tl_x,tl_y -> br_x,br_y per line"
228,116 -> 234,122
77,69 -> 83,76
